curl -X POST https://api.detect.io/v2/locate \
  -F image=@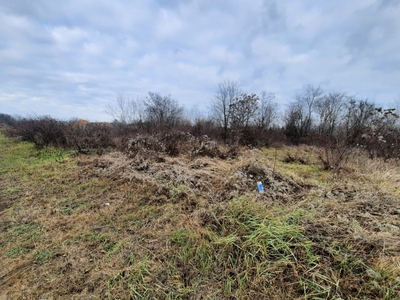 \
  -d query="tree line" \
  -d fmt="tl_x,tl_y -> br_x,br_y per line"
103,80 -> 400,159
1,80 -> 399,162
